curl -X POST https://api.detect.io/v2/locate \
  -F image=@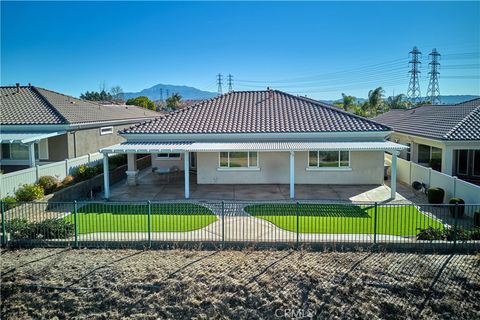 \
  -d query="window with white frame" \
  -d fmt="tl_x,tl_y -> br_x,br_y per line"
156,153 -> 181,160
100,126 -> 113,135
219,152 -> 258,169
308,151 -> 350,168
0,142 -> 49,160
